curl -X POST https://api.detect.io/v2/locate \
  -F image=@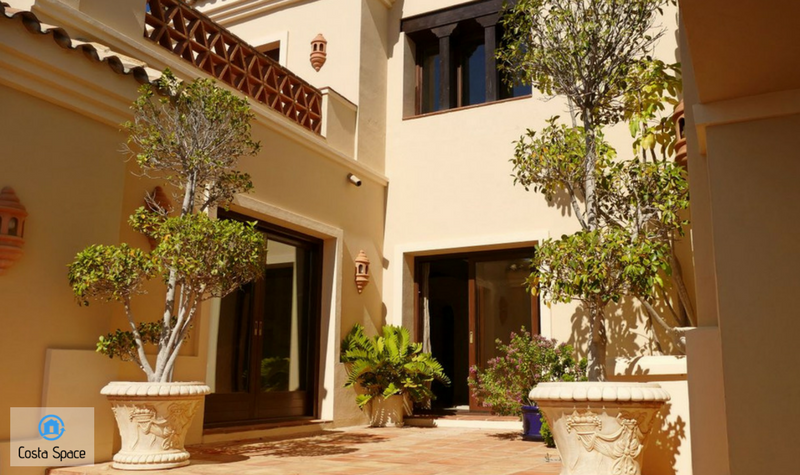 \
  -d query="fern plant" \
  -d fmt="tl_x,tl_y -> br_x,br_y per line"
341,324 -> 450,409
